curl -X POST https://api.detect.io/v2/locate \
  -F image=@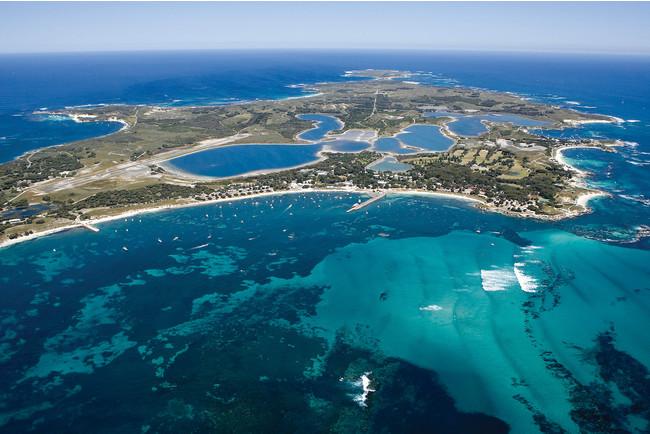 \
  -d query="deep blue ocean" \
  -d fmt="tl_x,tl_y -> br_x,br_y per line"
1,51 -> 650,433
